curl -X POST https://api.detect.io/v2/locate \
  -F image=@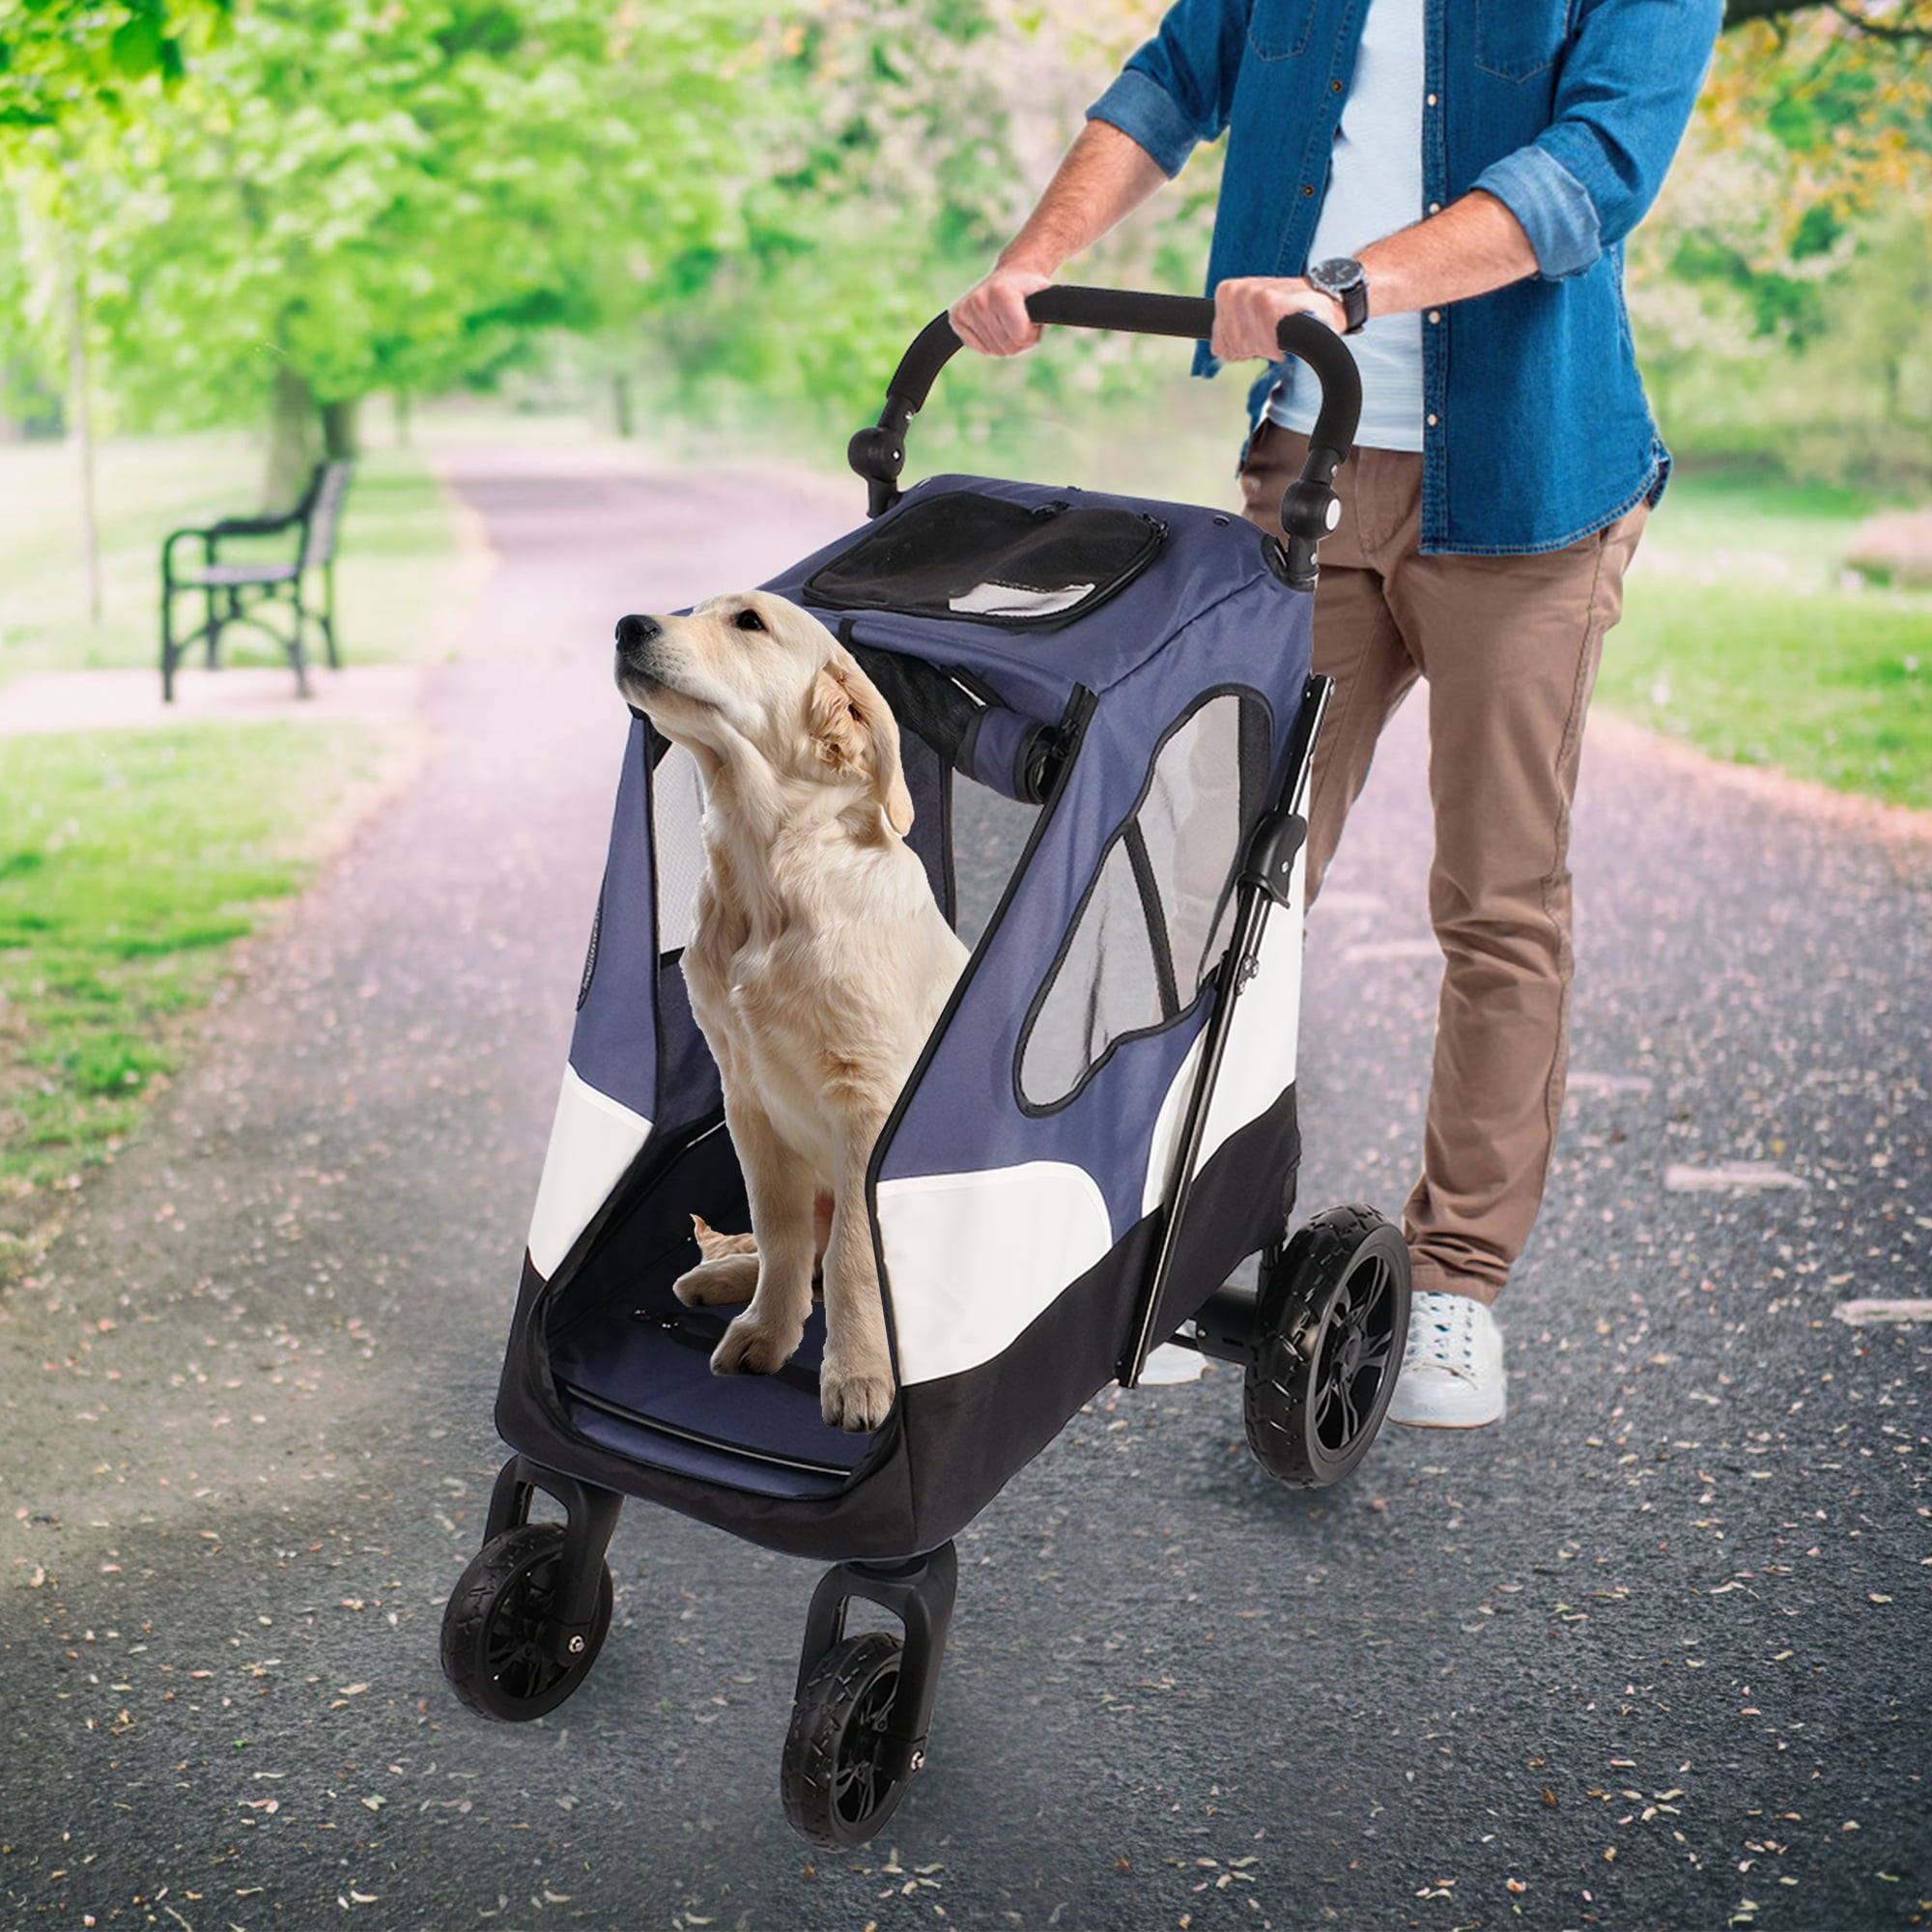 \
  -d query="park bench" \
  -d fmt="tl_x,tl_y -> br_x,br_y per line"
159,458 -> 353,701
